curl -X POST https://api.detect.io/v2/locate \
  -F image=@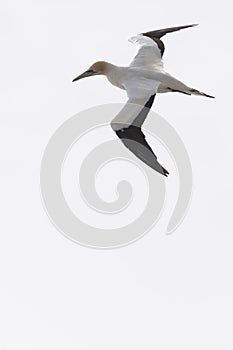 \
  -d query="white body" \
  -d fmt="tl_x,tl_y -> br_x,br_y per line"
105,34 -> 211,104
73,26 -> 213,176
106,64 -> 191,101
